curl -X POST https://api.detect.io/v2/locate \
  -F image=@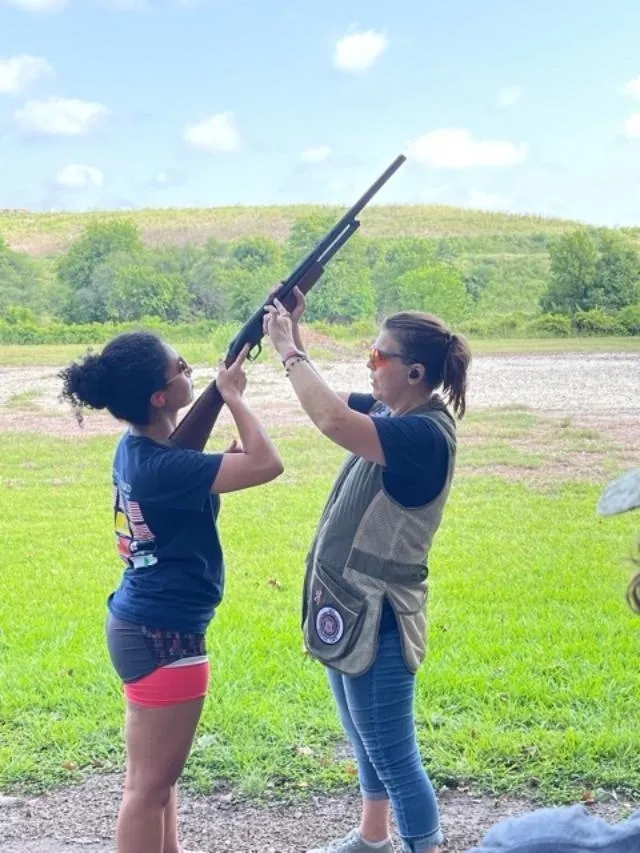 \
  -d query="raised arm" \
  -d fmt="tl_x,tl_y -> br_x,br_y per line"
209,345 -> 284,494
263,301 -> 385,466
